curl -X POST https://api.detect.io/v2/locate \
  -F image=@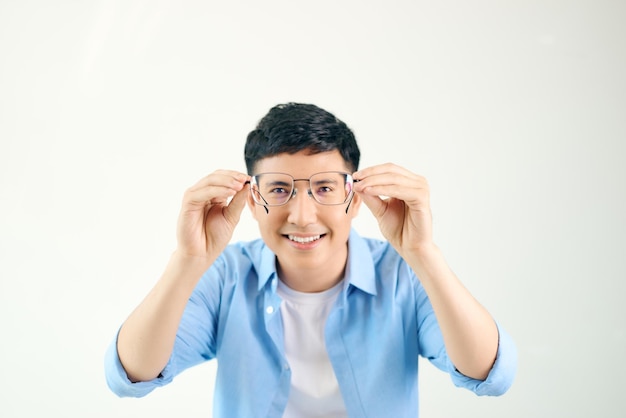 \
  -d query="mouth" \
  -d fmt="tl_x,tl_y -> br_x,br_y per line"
286,234 -> 325,244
